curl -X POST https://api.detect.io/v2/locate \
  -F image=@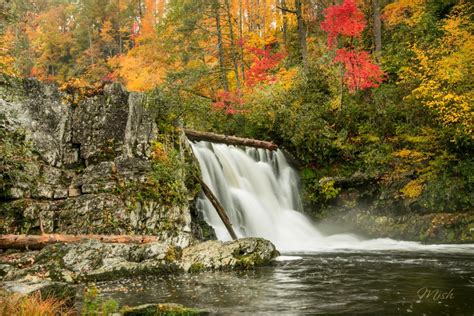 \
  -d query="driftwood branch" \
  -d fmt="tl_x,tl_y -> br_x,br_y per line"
184,129 -> 278,151
0,234 -> 159,250
194,176 -> 237,240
